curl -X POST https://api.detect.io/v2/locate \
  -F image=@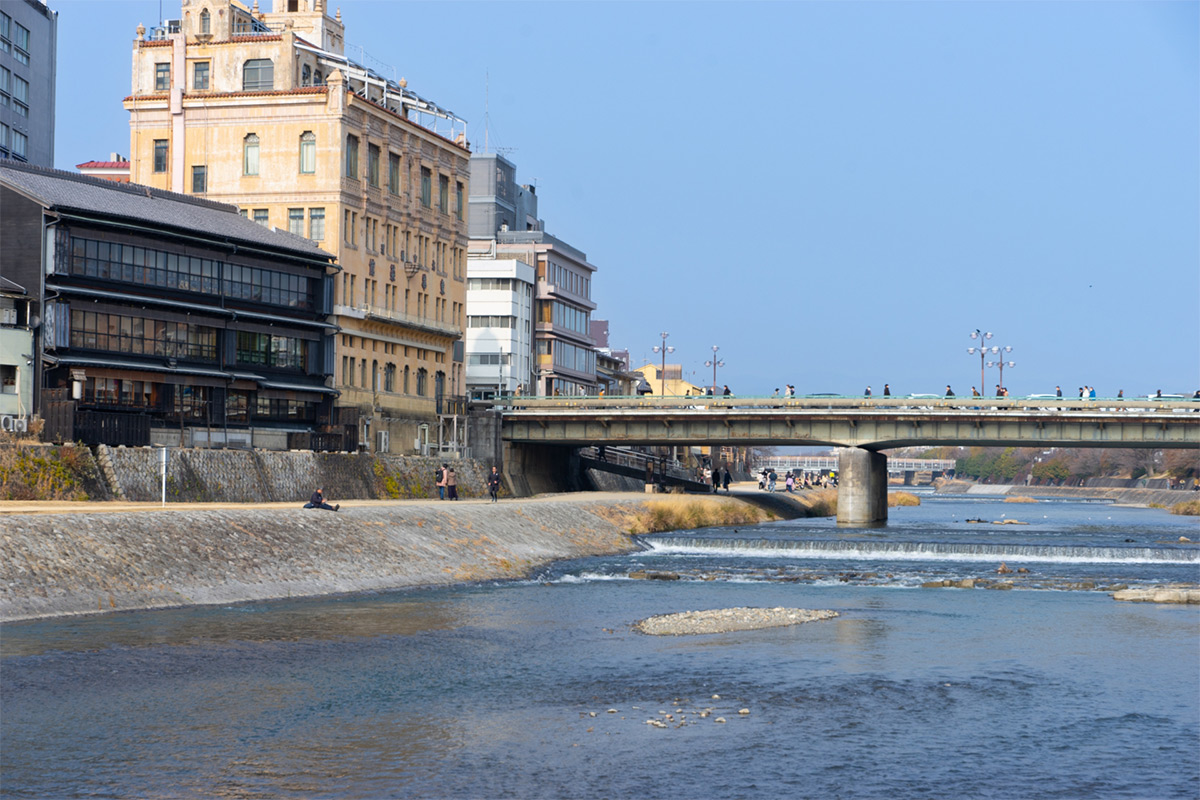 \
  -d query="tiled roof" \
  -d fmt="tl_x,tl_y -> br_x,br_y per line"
0,160 -> 334,263
76,161 -> 130,169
